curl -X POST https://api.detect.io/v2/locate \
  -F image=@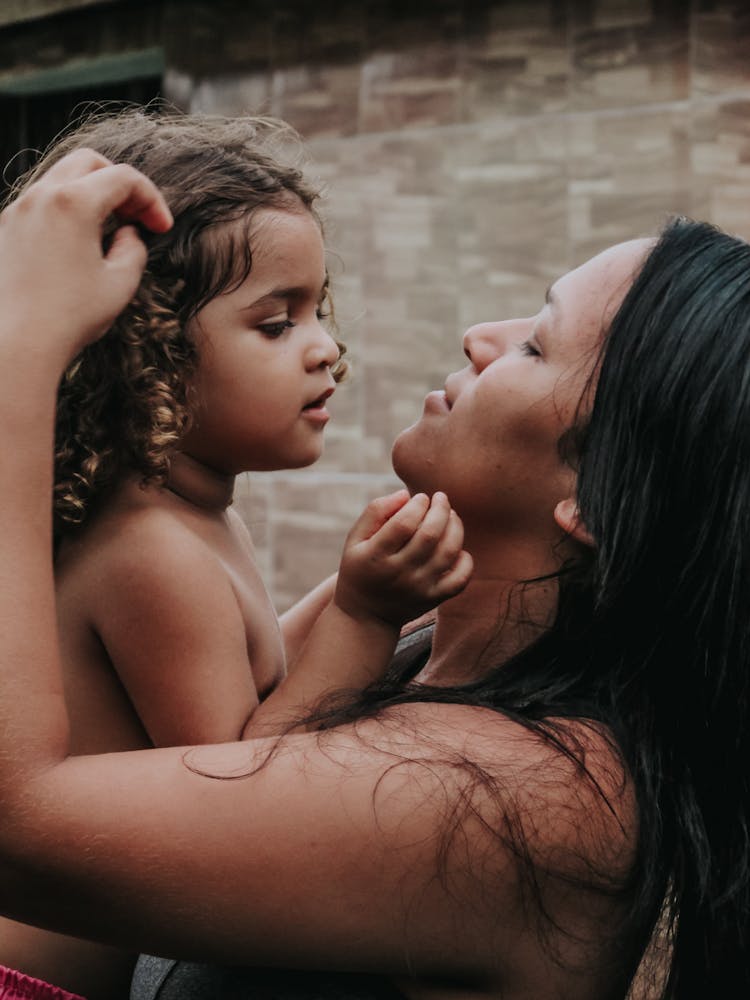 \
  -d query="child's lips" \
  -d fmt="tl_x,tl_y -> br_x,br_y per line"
301,387 -> 334,423
303,386 -> 334,409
